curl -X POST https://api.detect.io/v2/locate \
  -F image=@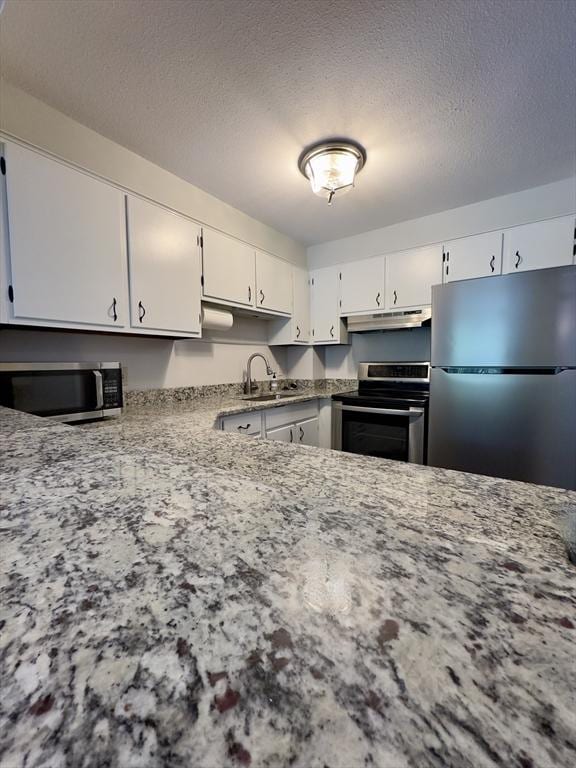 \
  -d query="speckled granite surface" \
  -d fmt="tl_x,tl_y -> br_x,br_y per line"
1,388 -> 575,768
